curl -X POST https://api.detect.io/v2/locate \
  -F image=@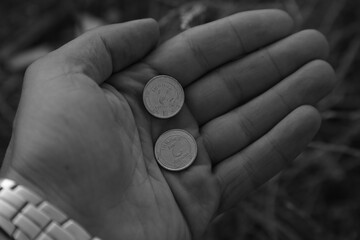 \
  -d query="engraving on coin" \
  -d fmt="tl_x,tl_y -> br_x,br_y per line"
143,75 -> 184,119
155,129 -> 197,171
